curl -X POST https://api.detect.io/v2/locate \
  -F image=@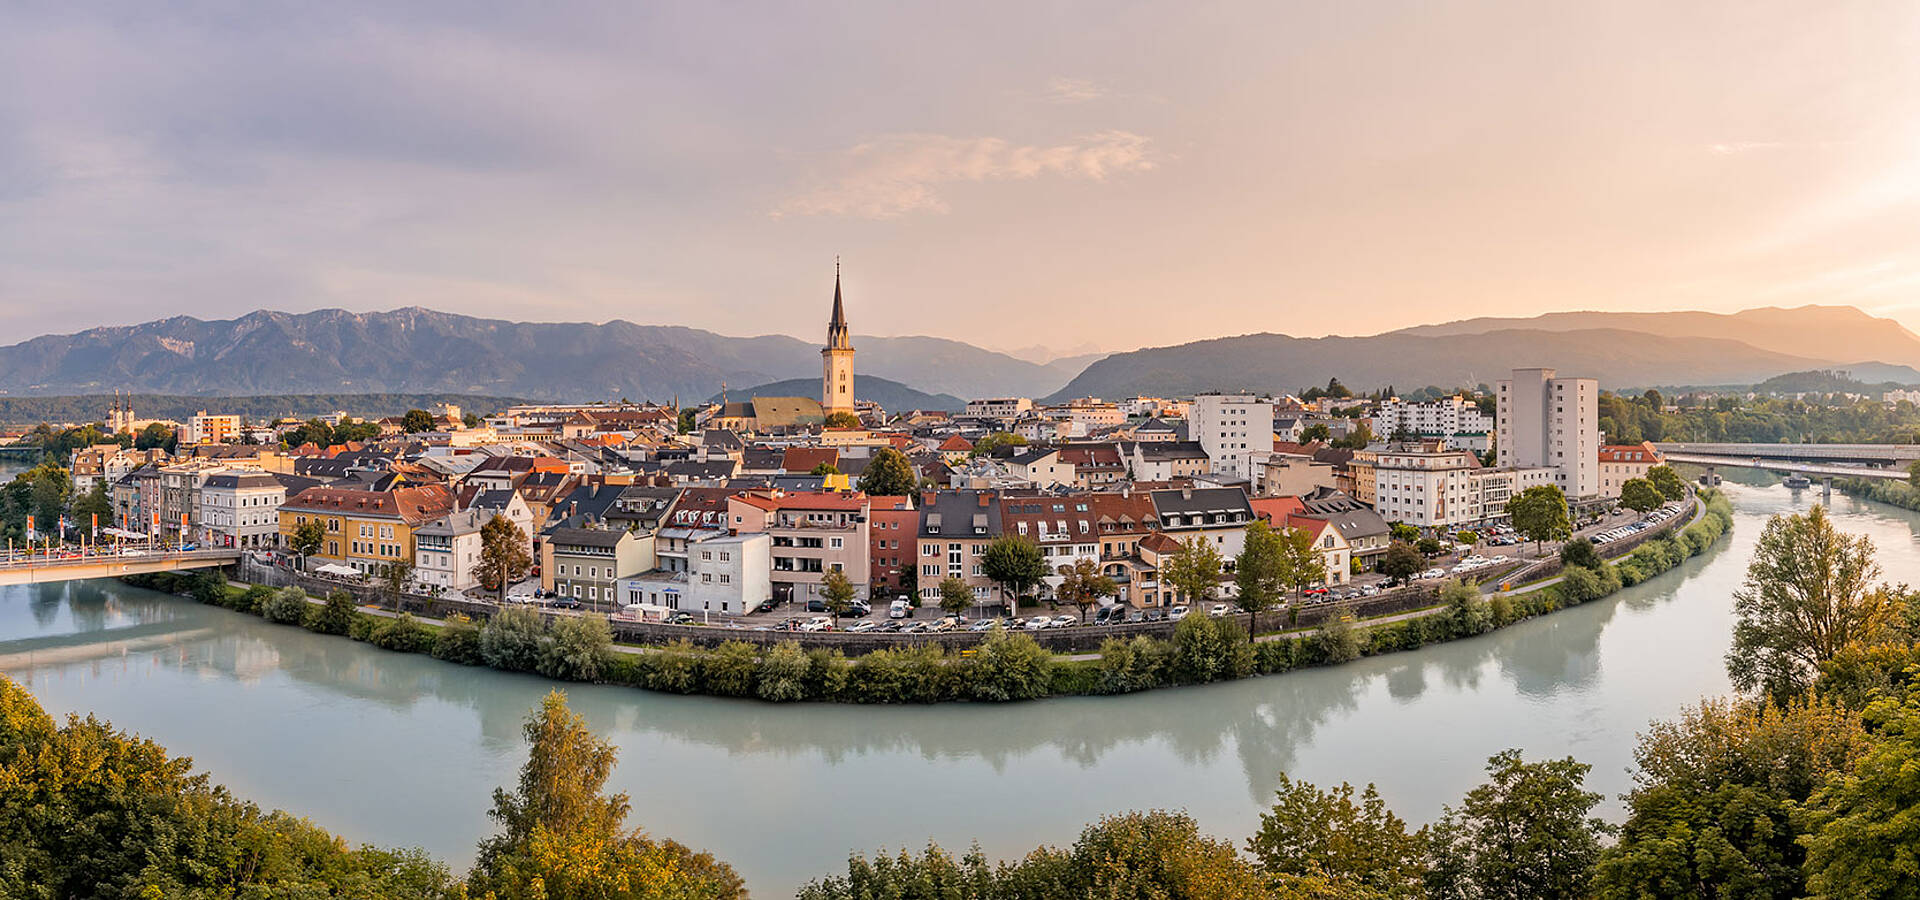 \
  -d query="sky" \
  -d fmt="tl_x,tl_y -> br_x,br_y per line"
3,1 -> 1919,356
